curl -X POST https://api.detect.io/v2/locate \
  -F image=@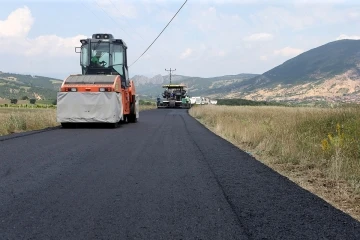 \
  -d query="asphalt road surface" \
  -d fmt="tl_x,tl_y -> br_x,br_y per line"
1,109 -> 360,240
